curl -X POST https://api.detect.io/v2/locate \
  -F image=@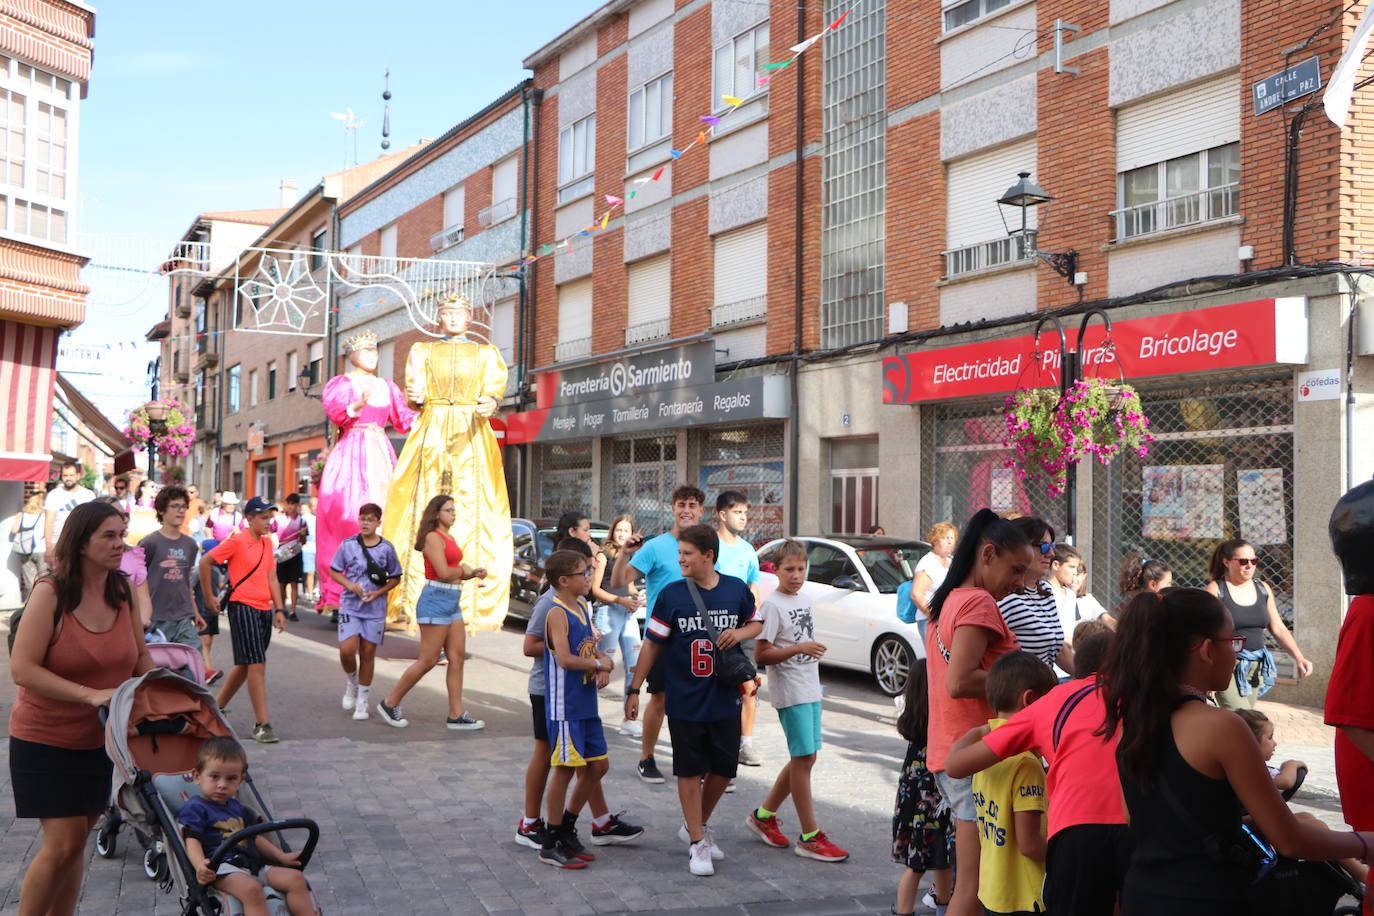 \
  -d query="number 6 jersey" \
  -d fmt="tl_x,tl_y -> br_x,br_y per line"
645,574 -> 759,722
